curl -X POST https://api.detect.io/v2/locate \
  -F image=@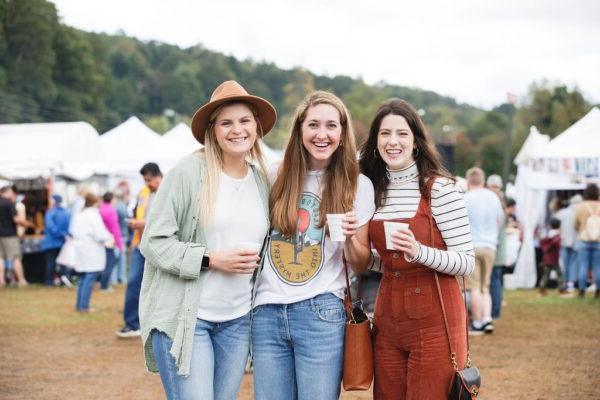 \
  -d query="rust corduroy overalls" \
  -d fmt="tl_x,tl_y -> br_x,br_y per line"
369,180 -> 467,400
